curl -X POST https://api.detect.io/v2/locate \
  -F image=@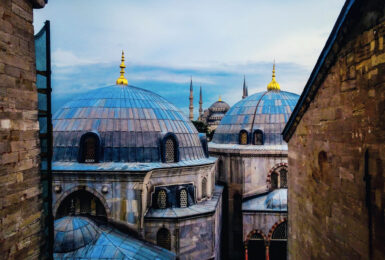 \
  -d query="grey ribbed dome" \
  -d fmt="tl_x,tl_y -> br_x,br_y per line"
53,85 -> 206,163
209,100 -> 230,112
54,216 -> 99,253
212,90 -> 299,145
